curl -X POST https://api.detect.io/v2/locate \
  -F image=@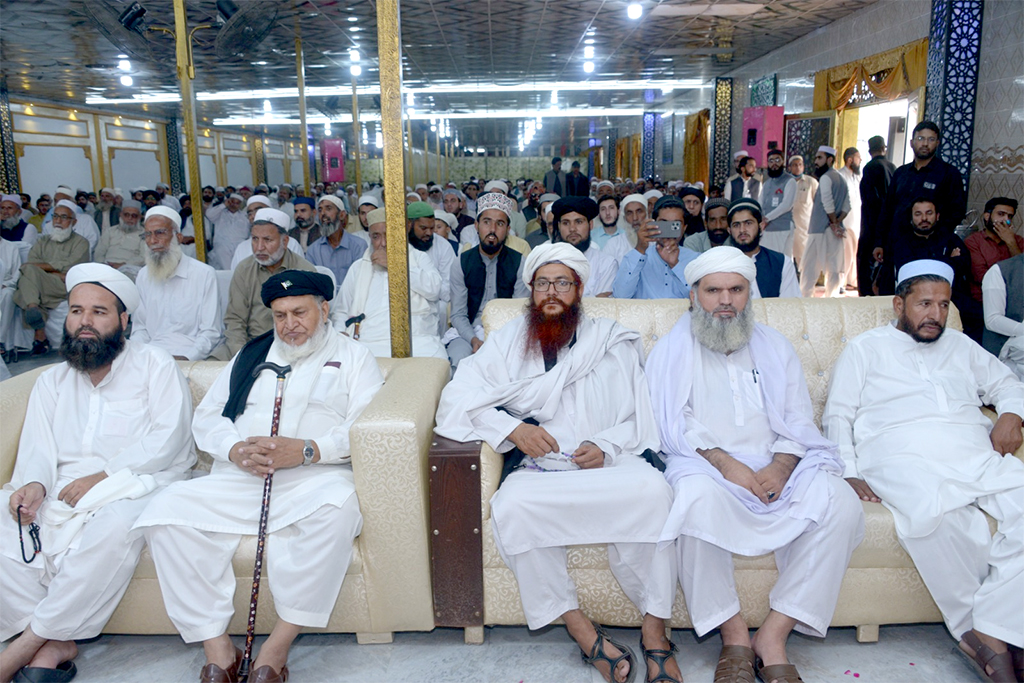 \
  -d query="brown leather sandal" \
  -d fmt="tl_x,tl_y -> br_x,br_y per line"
755,659 -> 804,683
713,645 -> 755,683
957,631 -> 1017,683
